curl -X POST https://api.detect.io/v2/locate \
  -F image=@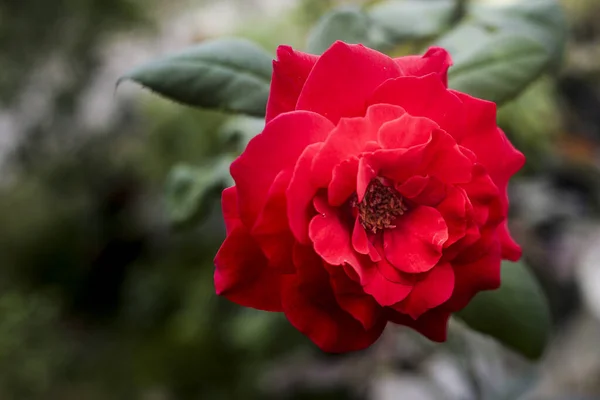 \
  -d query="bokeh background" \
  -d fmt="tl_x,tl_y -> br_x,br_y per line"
0,0 -> 599,399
